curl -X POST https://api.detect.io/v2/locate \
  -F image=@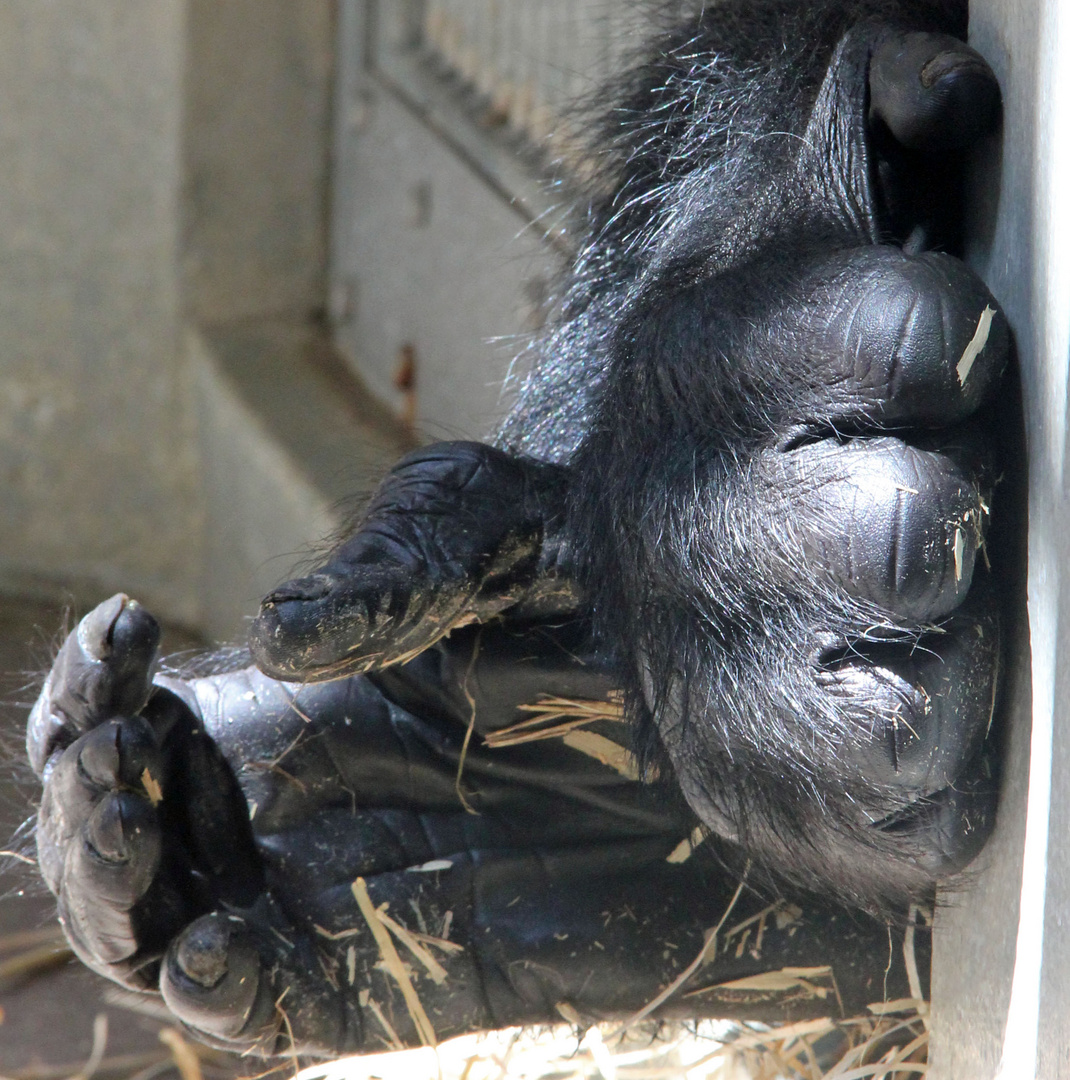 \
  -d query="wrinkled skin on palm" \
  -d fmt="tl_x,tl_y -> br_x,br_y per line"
28,0 -> 1009,1060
